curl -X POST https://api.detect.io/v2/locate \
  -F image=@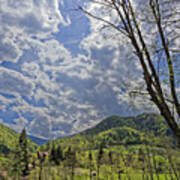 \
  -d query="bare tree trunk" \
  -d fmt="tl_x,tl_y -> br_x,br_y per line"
79,0 -> 180,146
